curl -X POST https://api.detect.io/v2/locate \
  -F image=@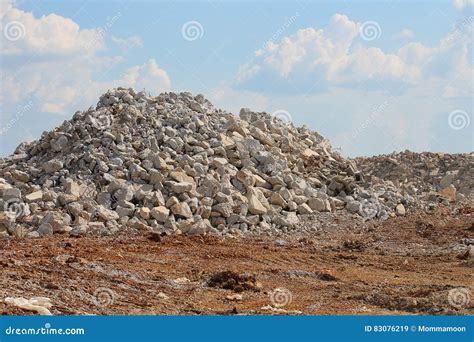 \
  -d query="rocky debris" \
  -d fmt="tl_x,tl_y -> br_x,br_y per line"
395,204 -> 406,216
43,159 -> 63,173
0,88 -> 471,238
156,292 -> 169,300
439,185 -> 457,202
226,294 -> 243,301
147,231 -> 162,242
345,200 -> 361,214
303,148 -> 473,220
0,212 -> 14,237
170,202 -> 192,219
4,296 -> 53,315
37,223 -> 53,237
150,206 -> 169,223
308,198 -> 331,212
1,187 -> 21,201
96,206 -> 119,222
173,277 -> 191,285
354,151 -> 473,201
207,271 -> 261,292
261,305 -> 302,315
25,190 -> 43,202
468,245 -> 474,266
